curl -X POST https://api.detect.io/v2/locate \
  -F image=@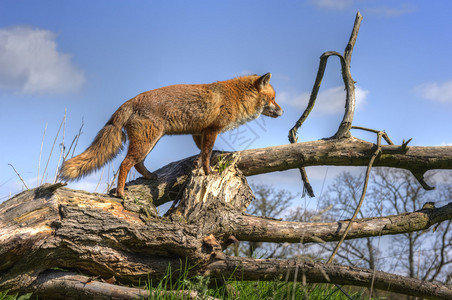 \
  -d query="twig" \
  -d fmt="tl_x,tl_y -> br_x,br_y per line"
68,118 -> 85,157
334,11 -> 363,139
351,127 -> 433,190
40,113 -> 65,185
54,109 -> 67,183
369,230 -> 383,299
292,261 -> 299,300
8,164 -> 29,190
37,122 -> 48,186
351,126 -> 394,145
105,161 -> 119,194
61,117 -> 84,167
94,166 -> 105,193
326,130 -> 382,264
